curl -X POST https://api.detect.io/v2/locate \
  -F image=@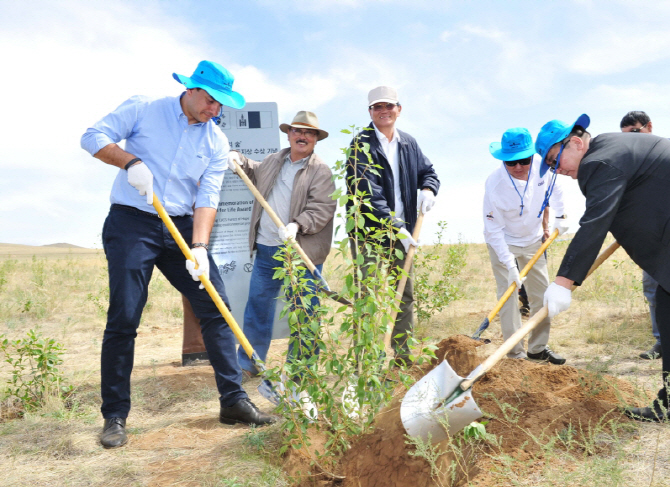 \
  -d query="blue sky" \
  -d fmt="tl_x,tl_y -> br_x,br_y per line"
2,0 -> 670,247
